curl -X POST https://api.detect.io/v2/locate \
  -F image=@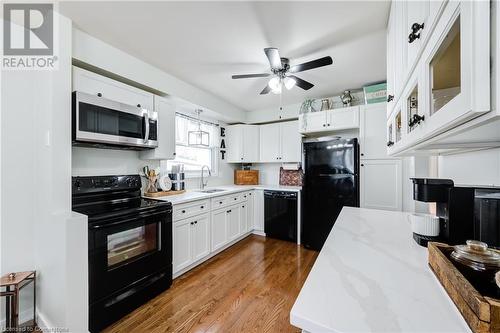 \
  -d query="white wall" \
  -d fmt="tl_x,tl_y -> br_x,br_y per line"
438,148 -> 500,186
1,14 -> 88,332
